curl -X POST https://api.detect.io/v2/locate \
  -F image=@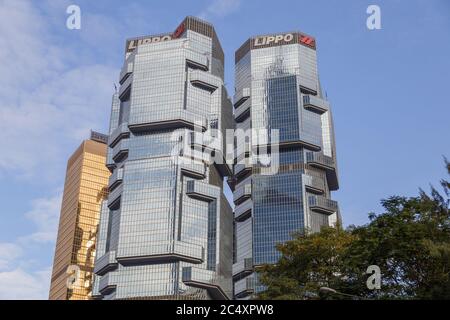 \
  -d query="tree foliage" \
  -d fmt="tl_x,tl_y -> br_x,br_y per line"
258,161 -> 450,300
